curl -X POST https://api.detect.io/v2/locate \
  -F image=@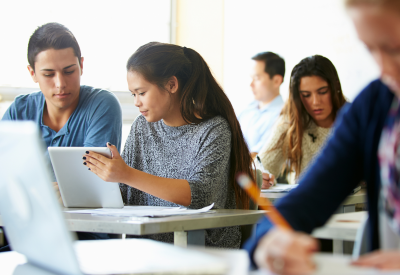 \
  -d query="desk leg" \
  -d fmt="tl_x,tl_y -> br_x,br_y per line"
333,204 -> 355,255
343,205 -> 356,213
333,240 -> 343,254
174,231 -> 188,247
174,230 -> 205,247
